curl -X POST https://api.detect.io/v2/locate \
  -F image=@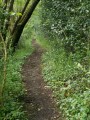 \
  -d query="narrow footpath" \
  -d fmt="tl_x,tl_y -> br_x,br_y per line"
22,41 -> 62,120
